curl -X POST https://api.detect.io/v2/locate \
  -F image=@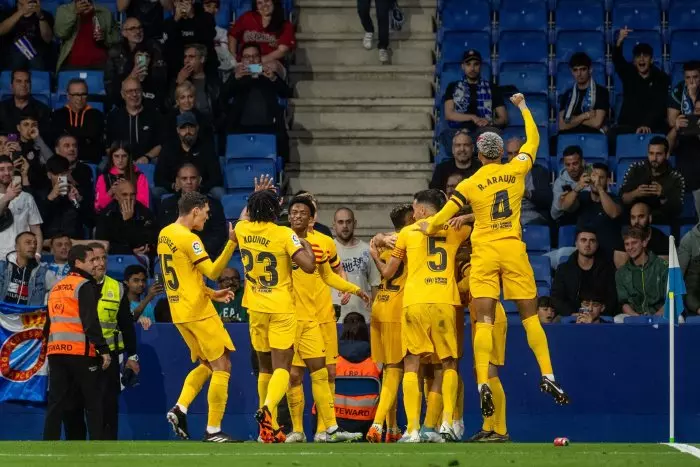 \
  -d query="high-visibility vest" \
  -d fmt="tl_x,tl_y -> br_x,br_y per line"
97,276 -> 123,352
46,273 -> 97,357
334,356 -> 381,421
